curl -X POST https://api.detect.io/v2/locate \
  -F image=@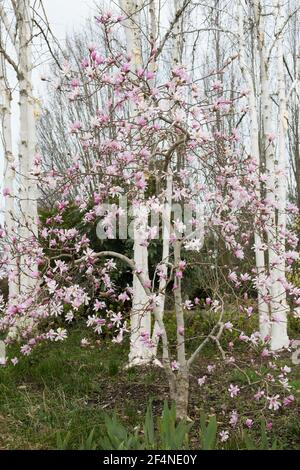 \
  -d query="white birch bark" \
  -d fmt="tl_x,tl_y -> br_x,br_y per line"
255,1 -> 280,345
0,53 -> 19,298
253,0 -> 289,349
151,169 -> 173,354
151,0 -> 184,354
119,0 -> 153,366
17,0 -> 39,295
270,0 -> 289,349
172,239 -> 189,420
238,0 -> 270,340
